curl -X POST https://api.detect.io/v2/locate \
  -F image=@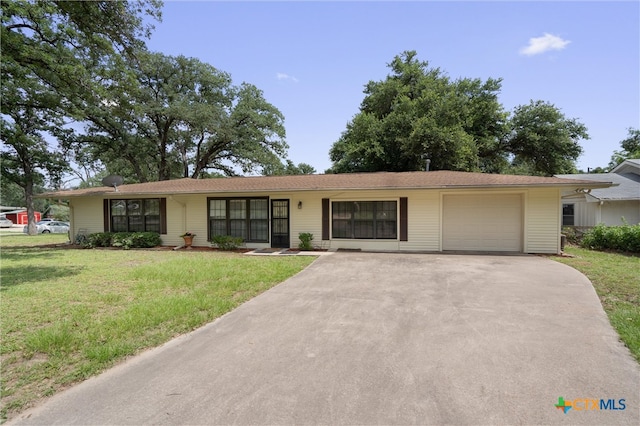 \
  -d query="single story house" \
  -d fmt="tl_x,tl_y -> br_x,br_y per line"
557,159 -> 640,227
40,171 -> 609,254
